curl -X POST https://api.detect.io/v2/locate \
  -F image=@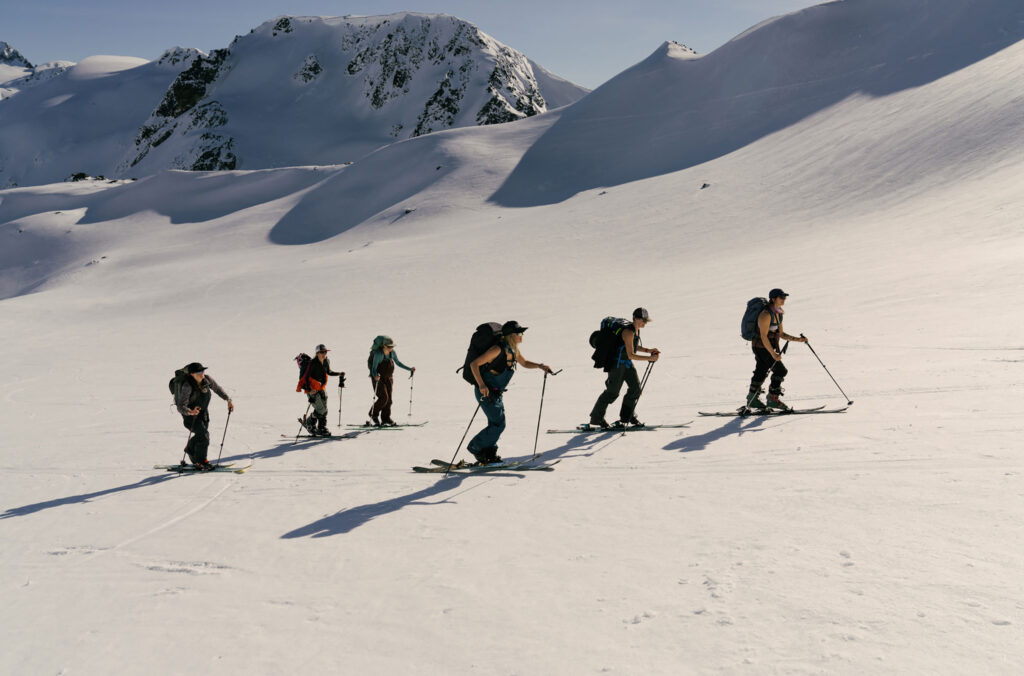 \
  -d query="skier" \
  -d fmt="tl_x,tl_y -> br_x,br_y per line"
467,321 -> 553,464
589,307 -> 660,429
298,344 -> 345,436
367,335 -> 415,426
175,362 -> 234,470
747,289 -> 808,411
